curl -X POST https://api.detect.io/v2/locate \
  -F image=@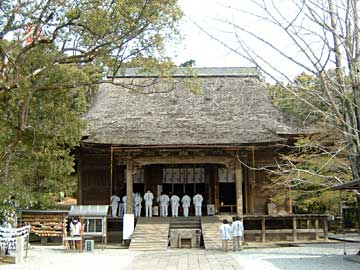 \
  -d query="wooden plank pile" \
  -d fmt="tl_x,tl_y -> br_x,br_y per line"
20,212 -> 67,237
